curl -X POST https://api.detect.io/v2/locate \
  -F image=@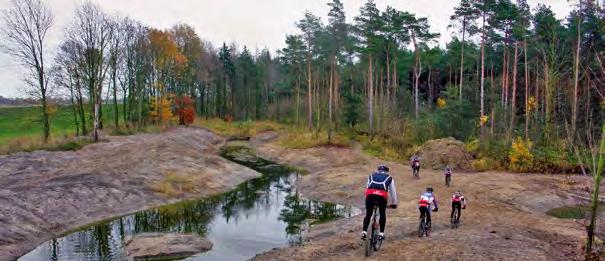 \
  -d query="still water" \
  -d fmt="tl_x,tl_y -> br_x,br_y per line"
20,148 -> 360,261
